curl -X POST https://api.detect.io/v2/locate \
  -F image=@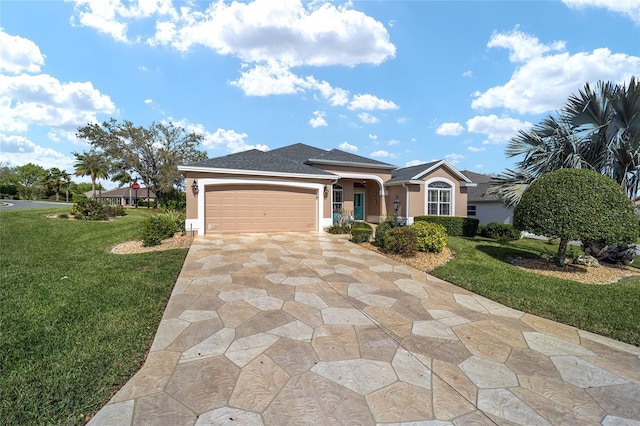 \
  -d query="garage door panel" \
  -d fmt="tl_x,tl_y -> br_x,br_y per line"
205,184 -> 317,234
